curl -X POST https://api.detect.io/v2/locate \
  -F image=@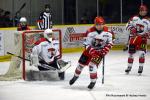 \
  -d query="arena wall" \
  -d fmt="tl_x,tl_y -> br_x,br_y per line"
0,24 -> 150,57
